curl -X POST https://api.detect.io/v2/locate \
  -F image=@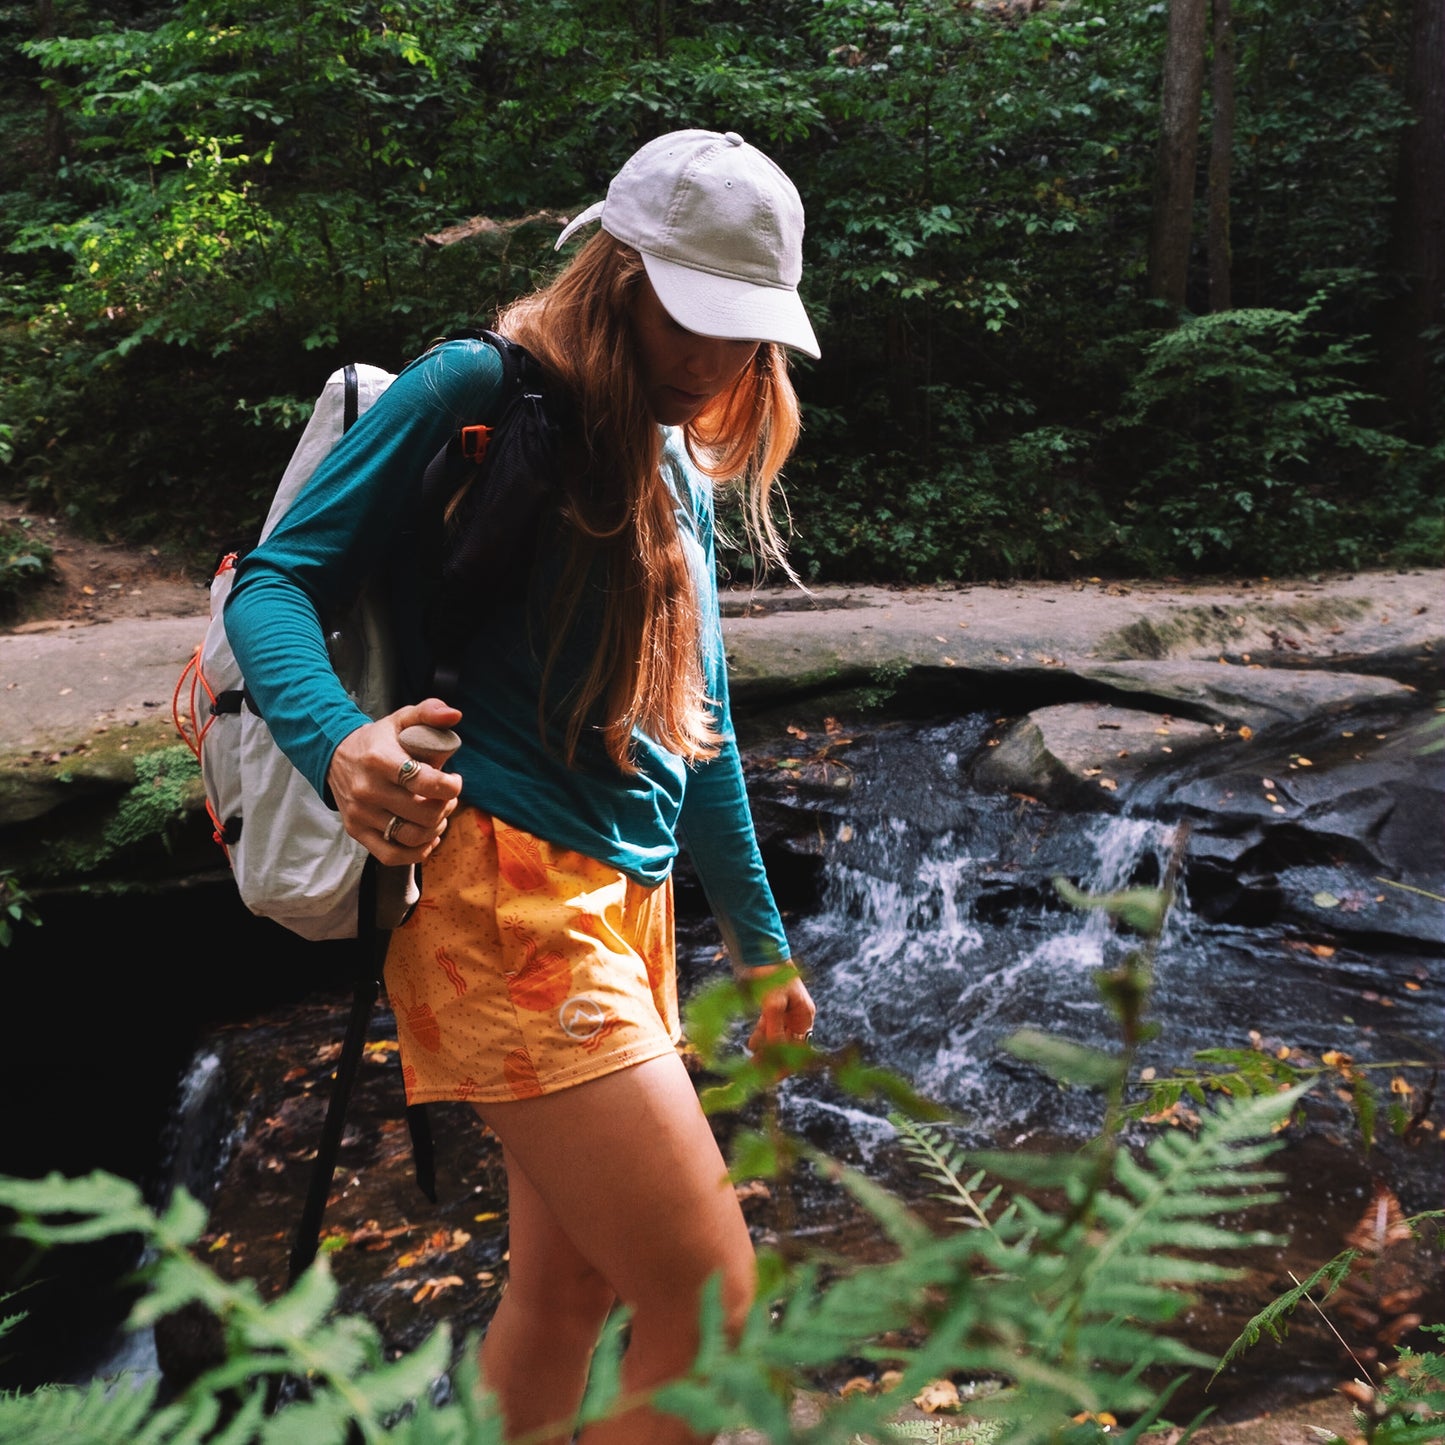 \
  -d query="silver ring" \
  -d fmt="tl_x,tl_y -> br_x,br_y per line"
789,1030 -> 815,1044
383,814 -> 405,845
397,757 -> 421,785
